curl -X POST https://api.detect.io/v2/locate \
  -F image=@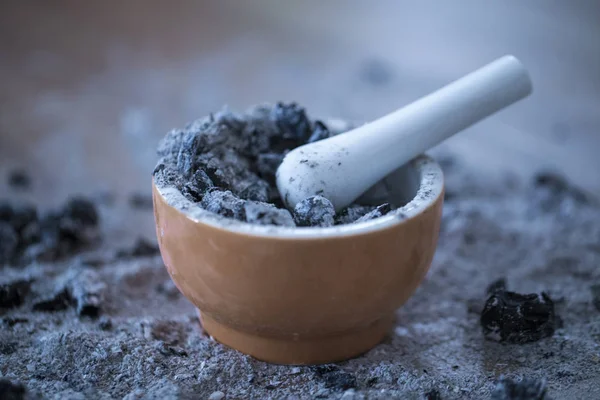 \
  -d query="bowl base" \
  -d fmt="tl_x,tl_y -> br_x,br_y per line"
197,310 -> 393,365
